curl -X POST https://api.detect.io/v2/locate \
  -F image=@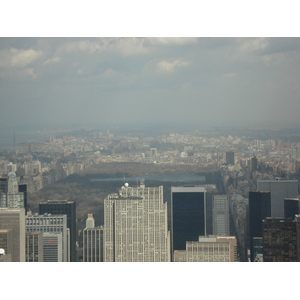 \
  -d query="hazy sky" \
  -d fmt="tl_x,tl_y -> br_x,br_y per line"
1,37 -> 300,130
